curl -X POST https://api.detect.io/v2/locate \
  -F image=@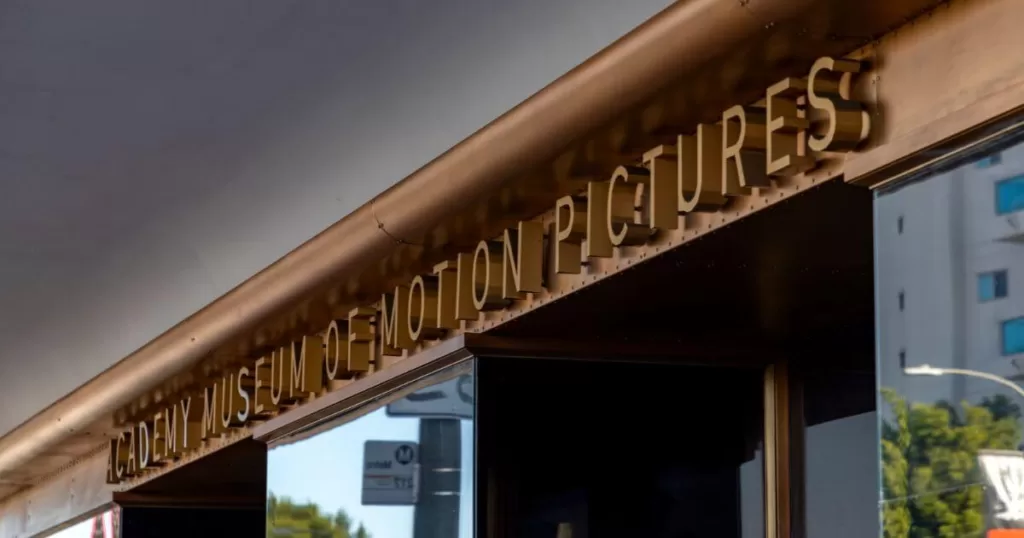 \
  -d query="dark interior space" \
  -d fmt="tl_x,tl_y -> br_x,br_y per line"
492,179 -> 876,365
481,178 -> 878,537
119,506 -> 265,538
116,438 -> 267,507
115,438 -> 267,537
478,358 -> 767,538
